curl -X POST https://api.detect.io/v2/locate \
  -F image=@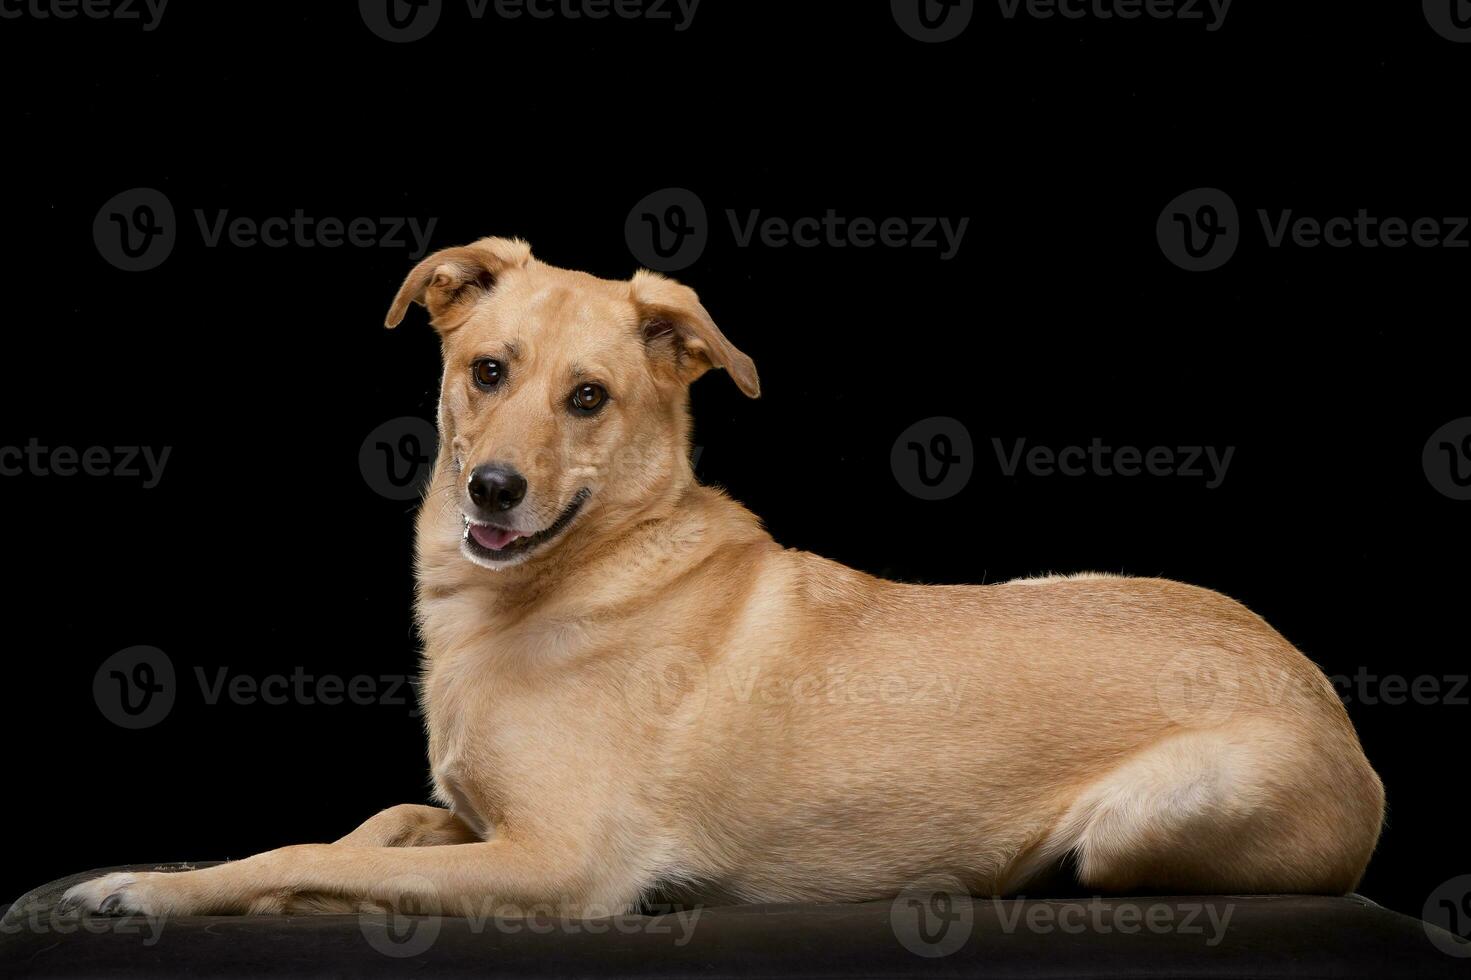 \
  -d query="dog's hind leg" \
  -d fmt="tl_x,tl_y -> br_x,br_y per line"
1005,721 -> 1382,896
